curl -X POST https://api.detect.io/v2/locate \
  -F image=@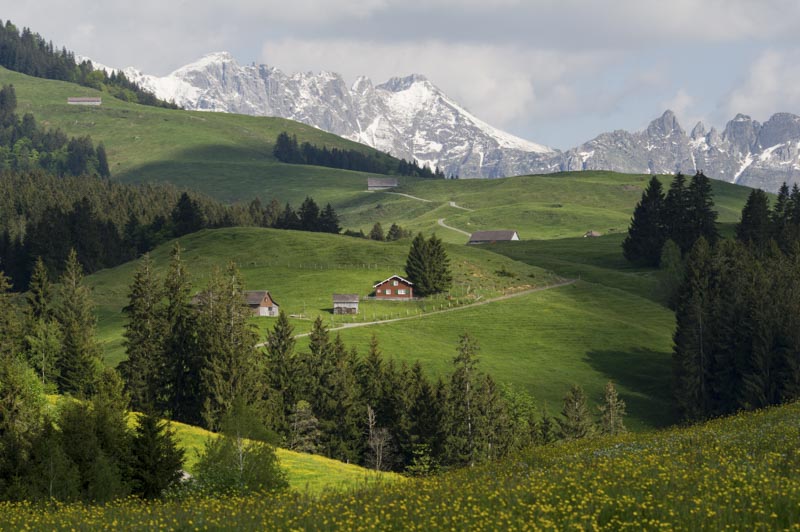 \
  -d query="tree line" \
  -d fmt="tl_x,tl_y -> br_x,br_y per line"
672,184 -> 800,422
0,84 -> 110,177
273,132 -> 446,178
0,19 -> 178,109
622,171 -> 719,267
624,174 -> 800,422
